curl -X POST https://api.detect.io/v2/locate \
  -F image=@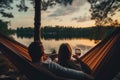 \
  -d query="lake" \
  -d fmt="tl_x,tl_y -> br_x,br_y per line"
0,0 -> 102,57
11,34 -> 100,57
